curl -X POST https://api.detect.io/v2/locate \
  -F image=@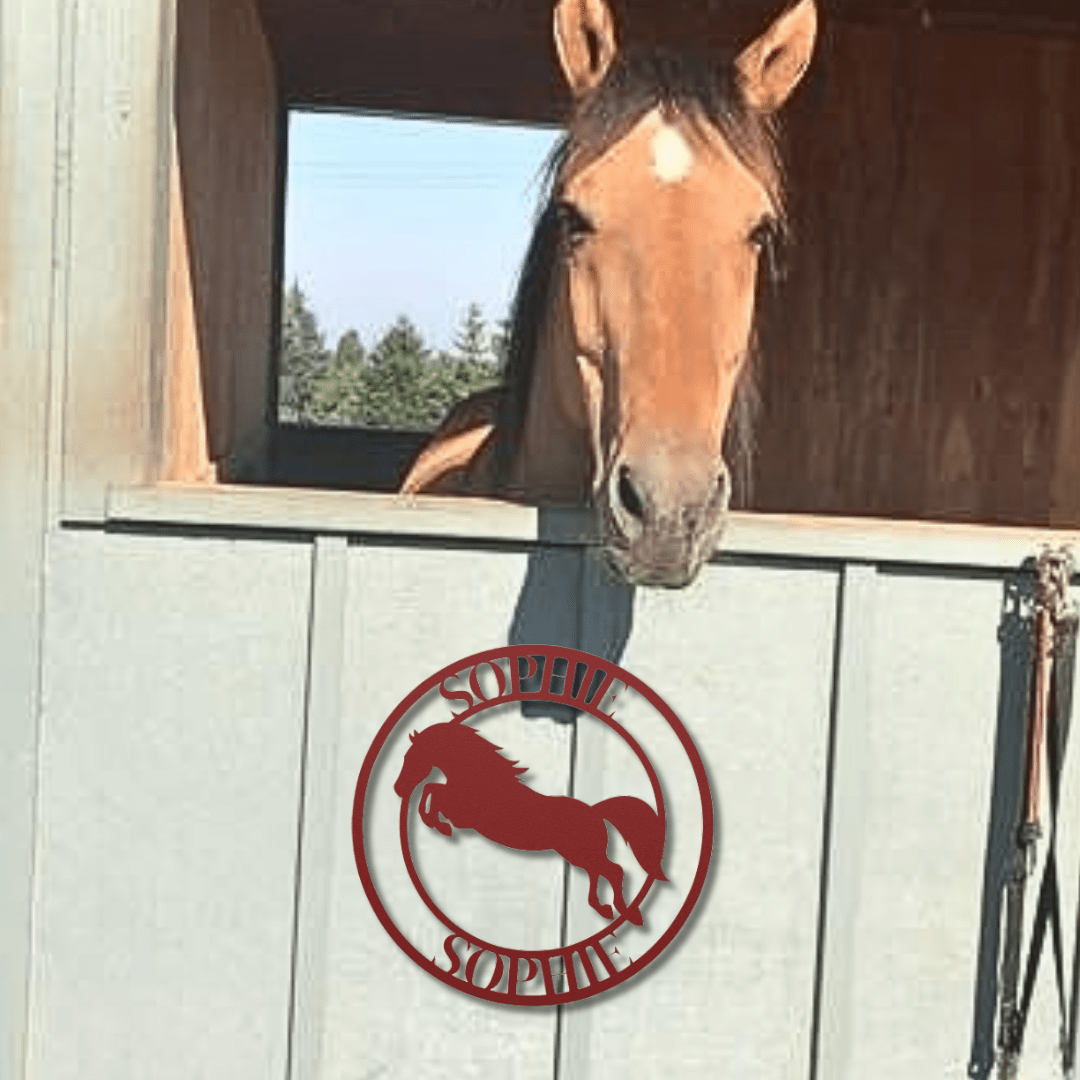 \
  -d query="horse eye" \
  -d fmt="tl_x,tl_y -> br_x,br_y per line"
748,216 -> 779,254
749,216 -> 787,284
555,200 -> 595,251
